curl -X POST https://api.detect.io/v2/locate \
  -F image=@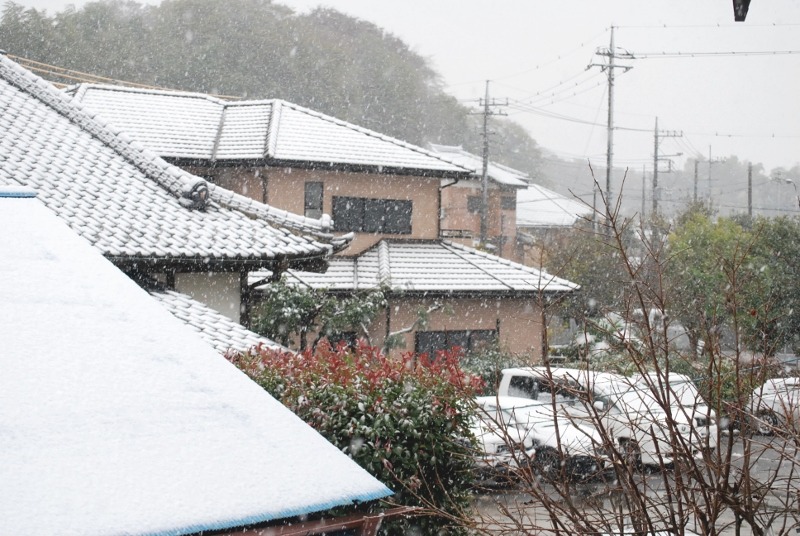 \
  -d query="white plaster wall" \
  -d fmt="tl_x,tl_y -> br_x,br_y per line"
175,272 -> 241,322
